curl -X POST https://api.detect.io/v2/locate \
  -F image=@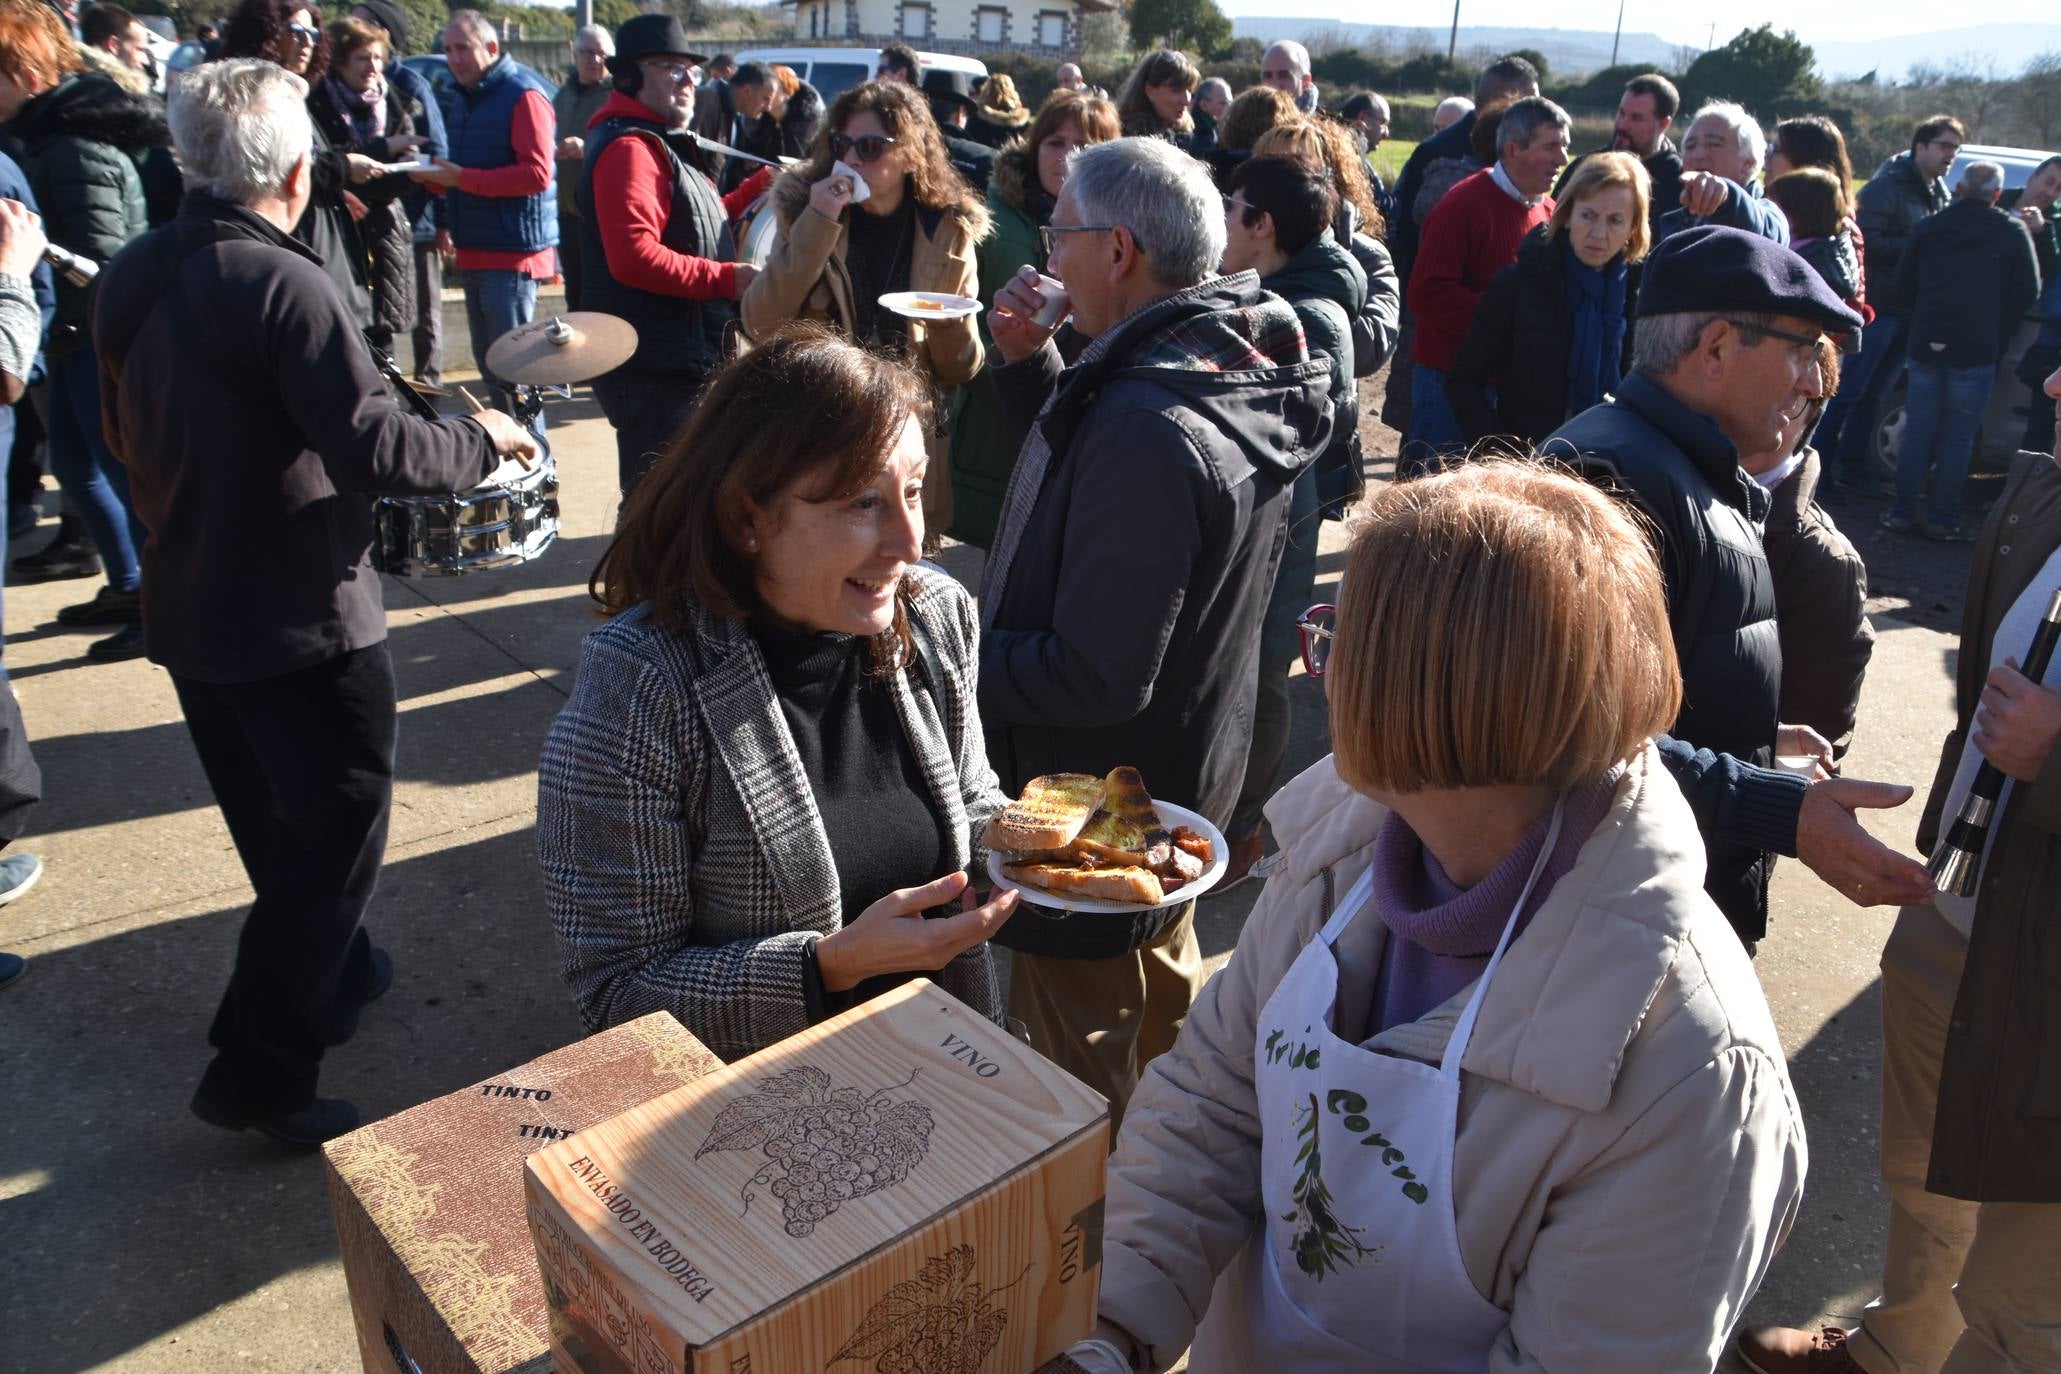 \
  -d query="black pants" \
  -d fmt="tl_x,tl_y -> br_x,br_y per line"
174,643 -> 397,1111
593,369 -> 706,495
558,212 -> 585,312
